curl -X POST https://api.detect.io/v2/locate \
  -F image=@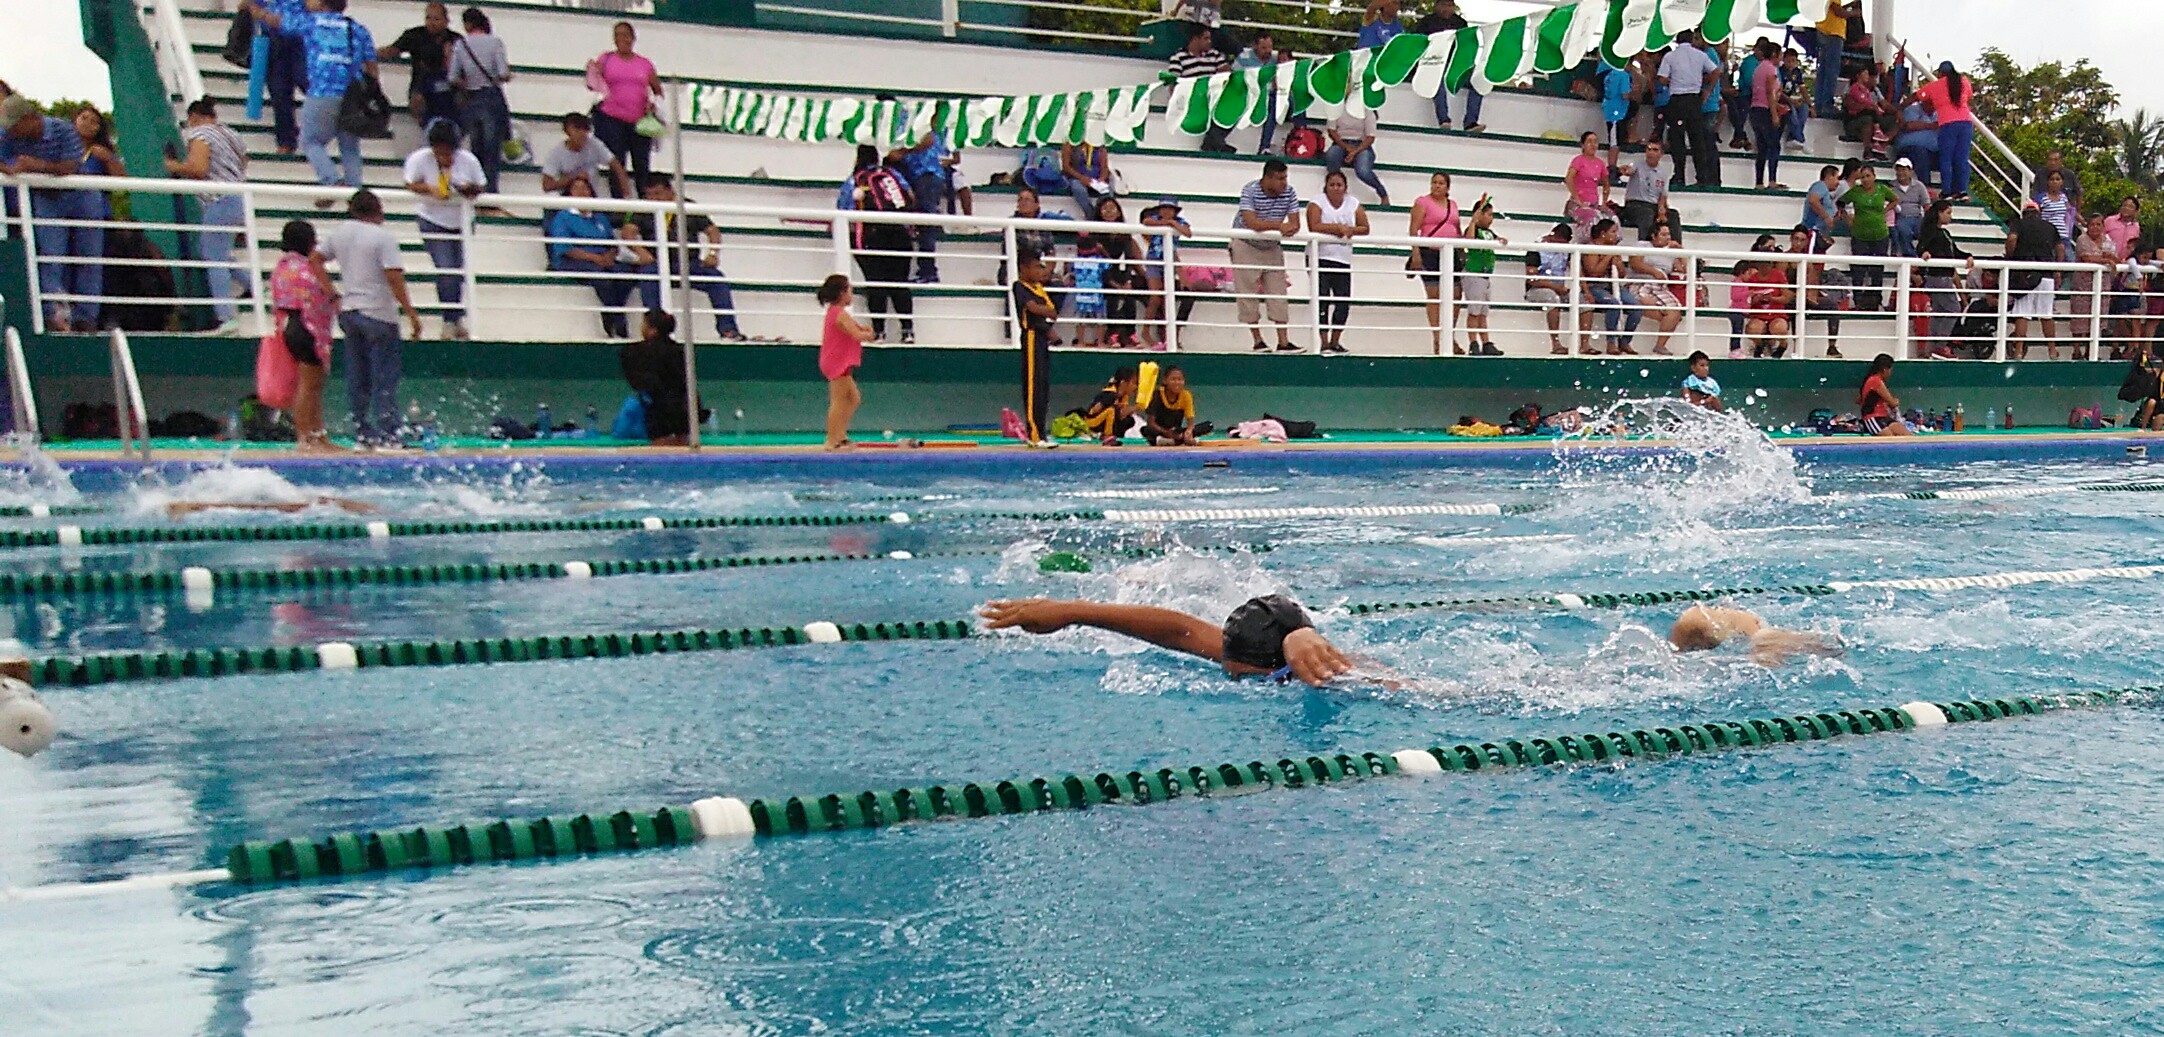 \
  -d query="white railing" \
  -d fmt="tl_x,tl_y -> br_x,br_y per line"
4,326 -> 38,442
144,0 -> 207,109
108,330 -> 153,463
0,171 -> 2145,366
483,0 -> 659,13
